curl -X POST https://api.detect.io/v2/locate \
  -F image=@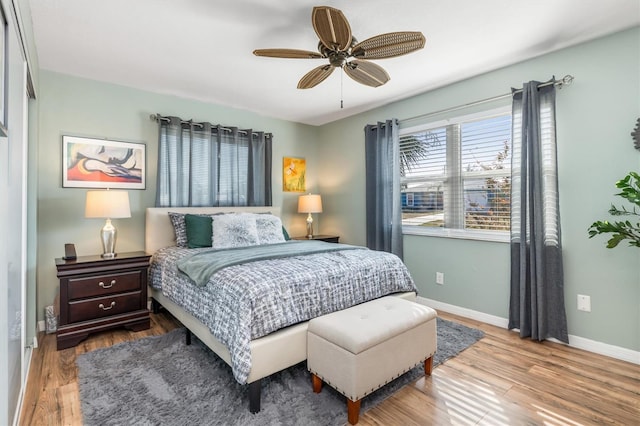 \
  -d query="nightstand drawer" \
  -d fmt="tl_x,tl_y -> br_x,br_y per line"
67,291 -> 143,323
68,270 -> 143,300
